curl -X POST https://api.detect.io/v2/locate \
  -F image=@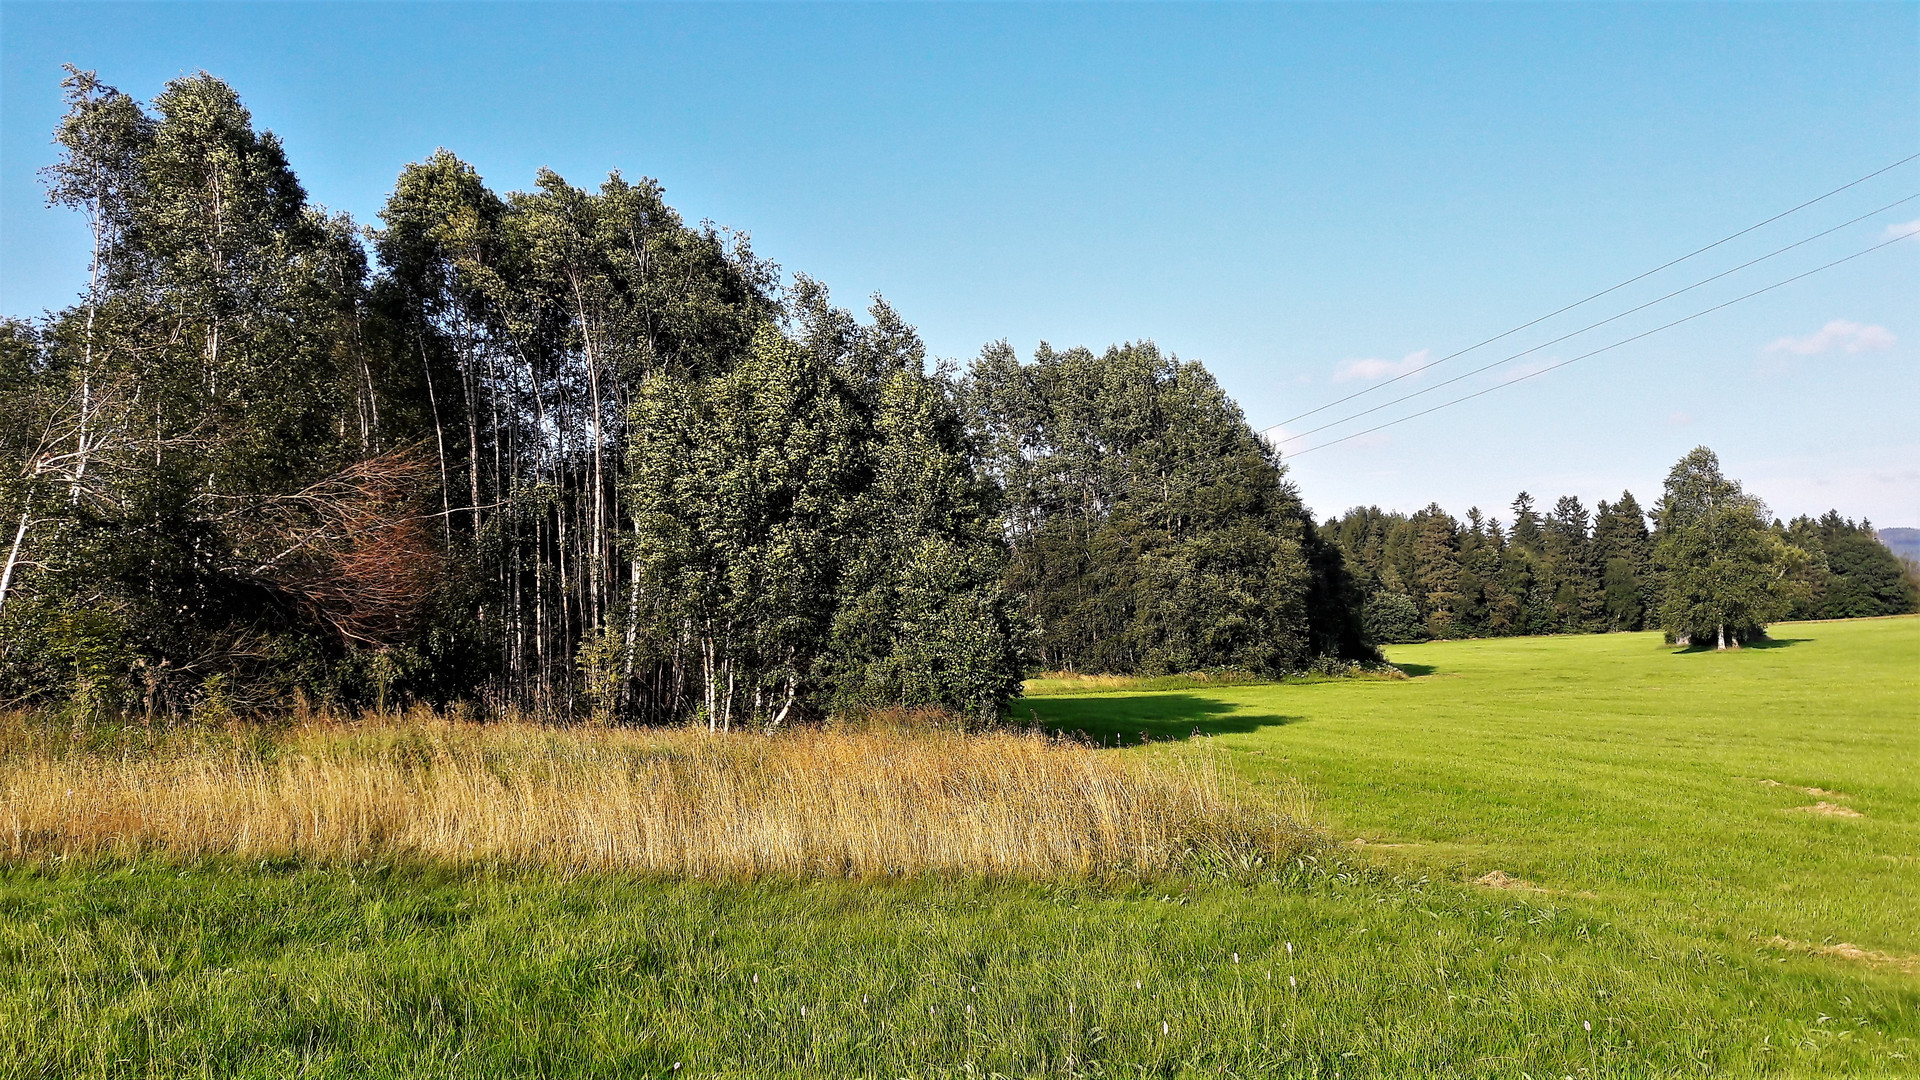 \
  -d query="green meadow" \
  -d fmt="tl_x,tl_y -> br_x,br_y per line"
3,616 -> 1916,1078
1036,614 -> 1920,968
